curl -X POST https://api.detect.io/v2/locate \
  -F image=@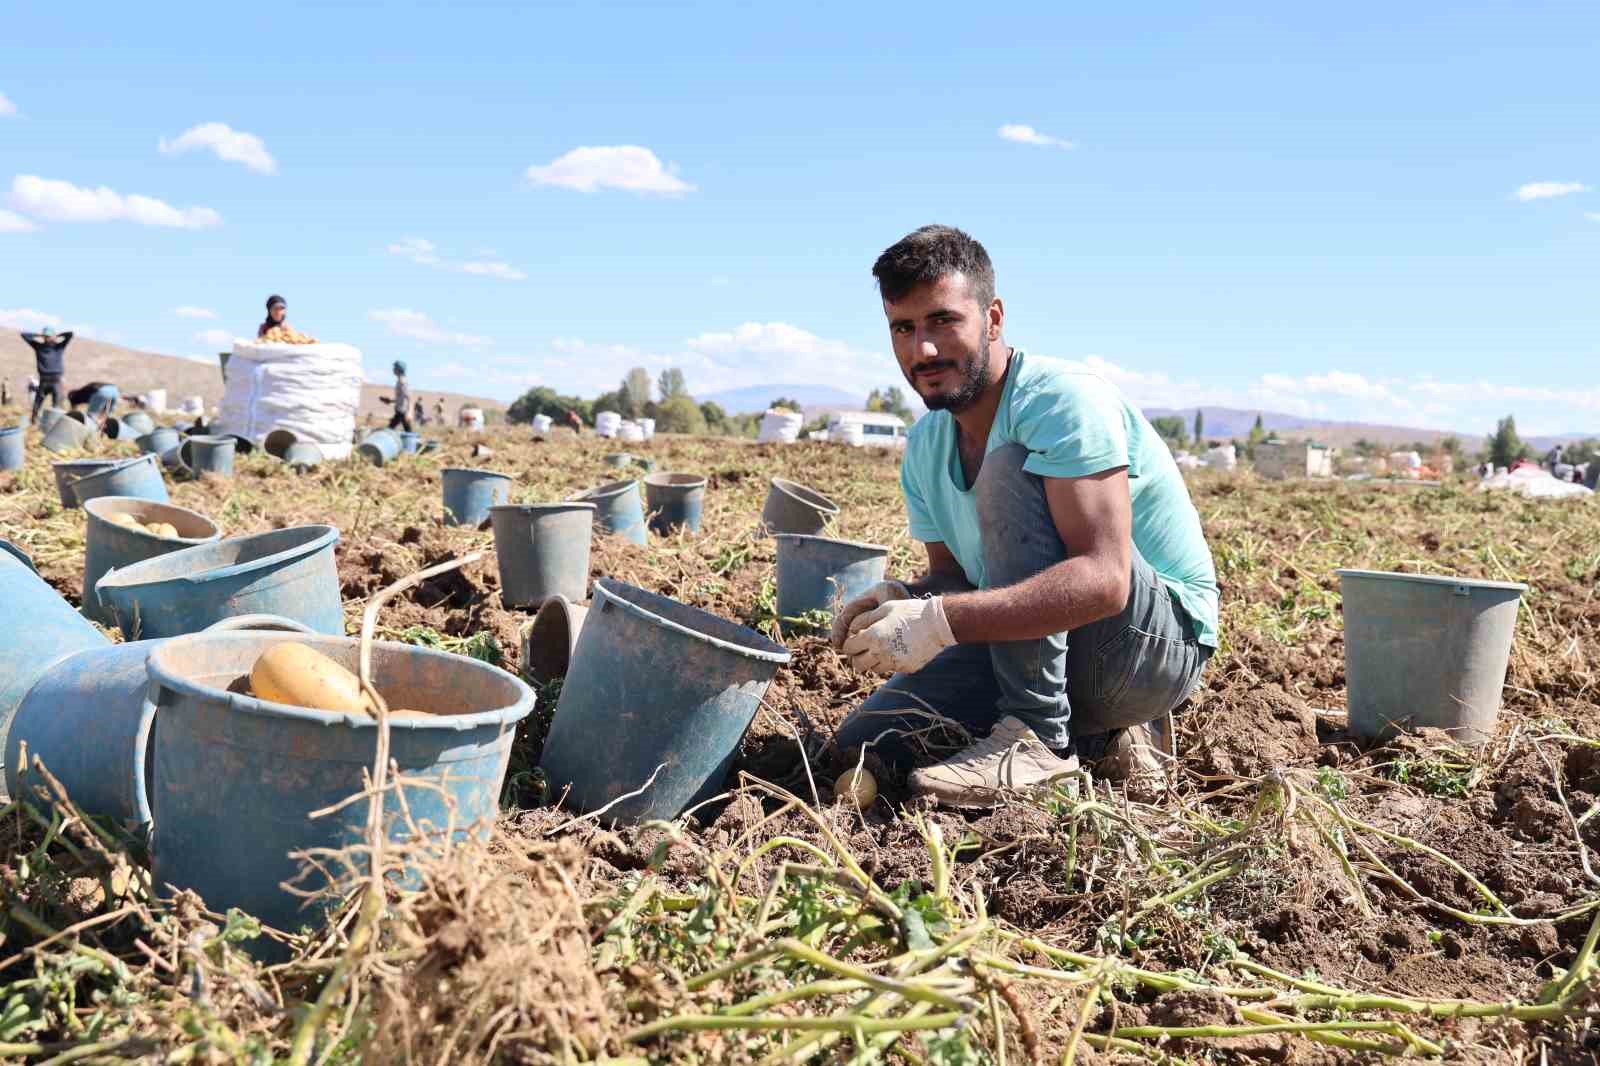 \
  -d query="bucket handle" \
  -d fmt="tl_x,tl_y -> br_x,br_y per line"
1453,585 -> 1470,597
